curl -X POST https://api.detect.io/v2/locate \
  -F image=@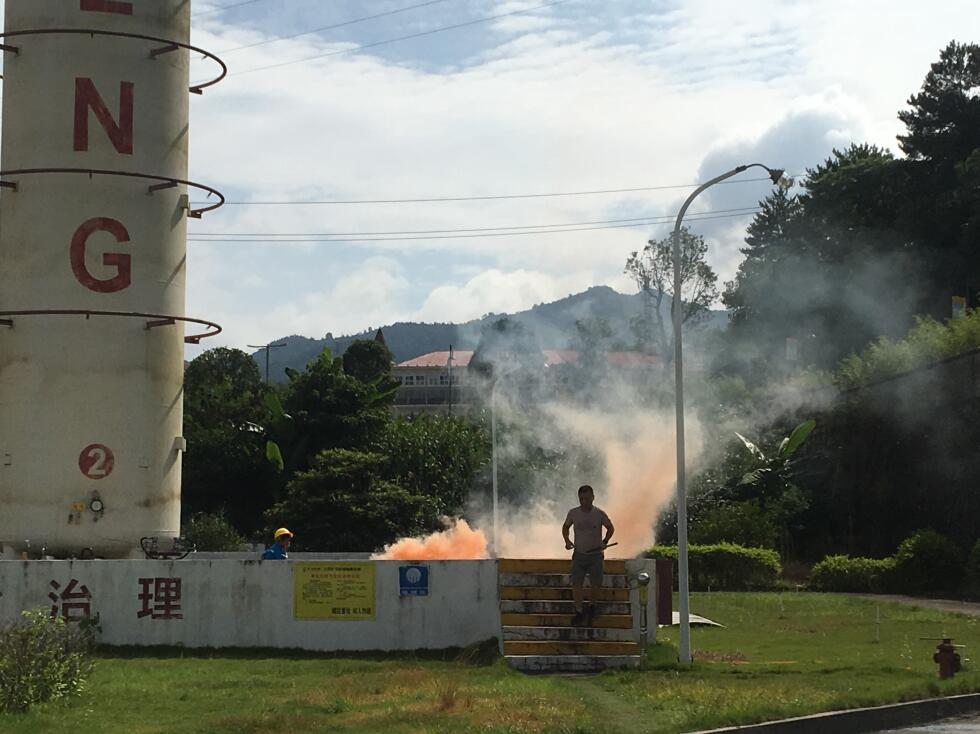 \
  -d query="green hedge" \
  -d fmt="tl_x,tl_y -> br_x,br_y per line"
892,529 -> 963,594
809,530 -> 965,595
809,555 -> 895,593
645,542 -> 781,590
